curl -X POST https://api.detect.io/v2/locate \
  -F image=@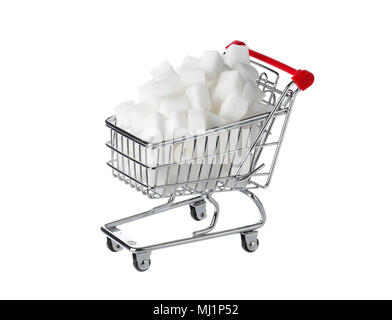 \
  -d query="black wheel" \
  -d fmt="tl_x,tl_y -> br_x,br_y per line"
189,200 -> 207,221
106,237 -> 122,252
241,234 -> 259,253
132,253 -> 151,272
